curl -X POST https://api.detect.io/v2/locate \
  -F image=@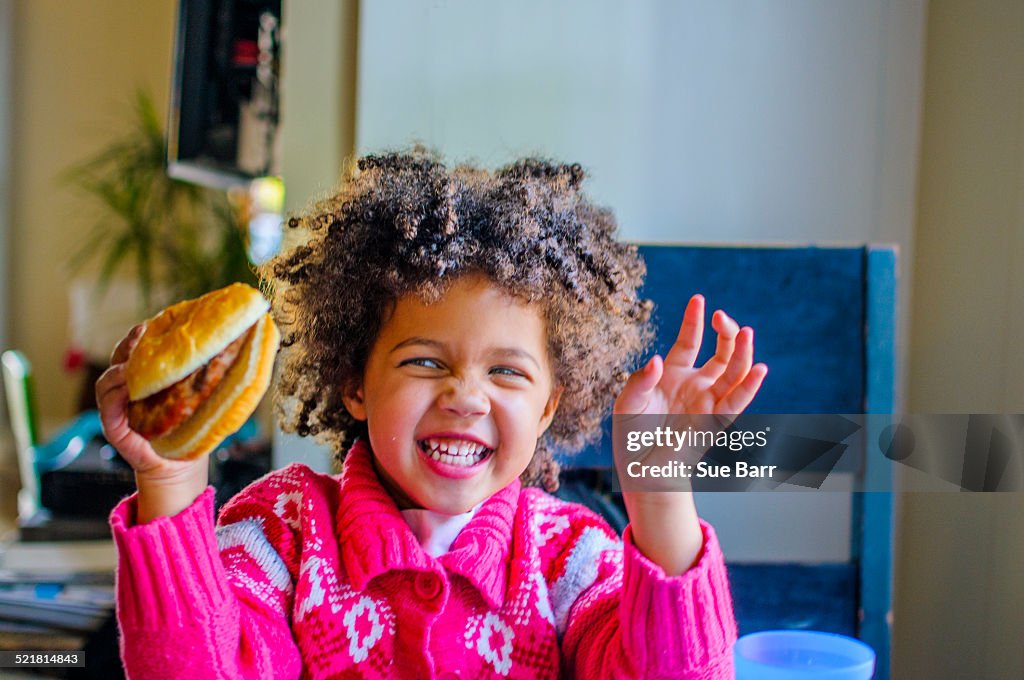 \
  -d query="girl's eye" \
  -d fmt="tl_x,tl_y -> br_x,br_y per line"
490,366 -> 526,379
401,358 -> 443,369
